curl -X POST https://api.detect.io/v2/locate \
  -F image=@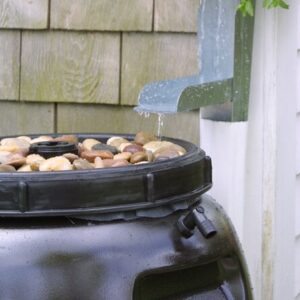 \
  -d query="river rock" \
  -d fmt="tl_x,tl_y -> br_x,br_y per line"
0,138 -> 30,152
18,164 -> 33,172
113,152 -> 132,161
63,153 -> 79,162
54,135 -> 78,144
26,154 -> 46,171
123,144 -> 144,154
154,148 -> 180,161
134,132 -> 157,145
0,151 -> 12,164
130,151 -> 148,164
119,142 -> 133,152
107,137 -> 129,150
5,153 -> 27,167
92,143 -> 118,154
95,157 -> 129,168
0,165 -> 16,172
30,136 -> 54,144
82,138 -> 101,151
81,150 -> 114,162
143,141 -> 186,155
17,136 -> 32,143
73,159 -> 94,170
39,156 -> 73,171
